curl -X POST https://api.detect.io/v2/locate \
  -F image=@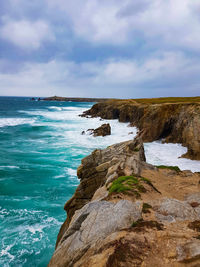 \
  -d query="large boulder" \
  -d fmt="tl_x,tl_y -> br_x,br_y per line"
83,123 -> 111,137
